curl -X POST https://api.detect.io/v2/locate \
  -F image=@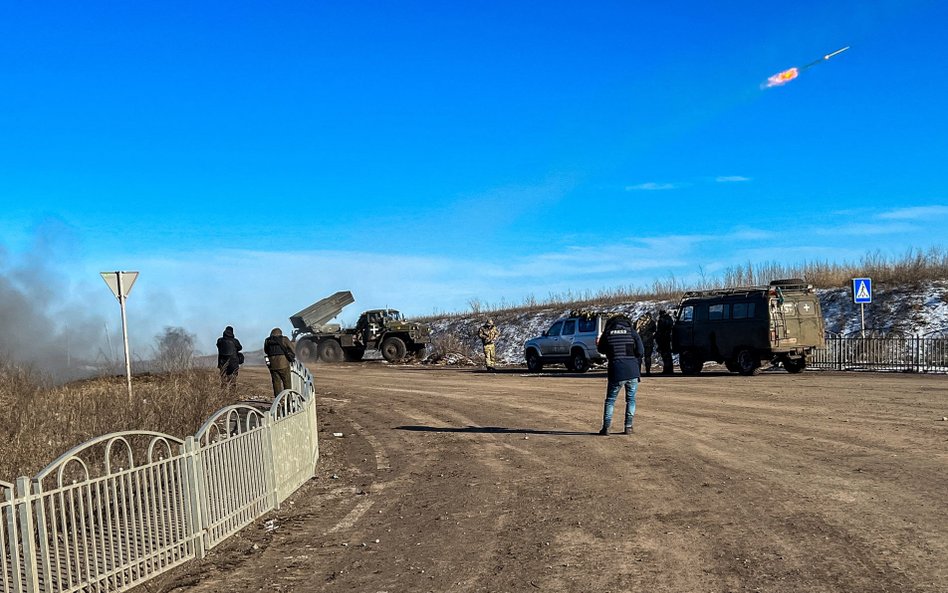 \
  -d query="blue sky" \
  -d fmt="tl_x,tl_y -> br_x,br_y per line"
1,0 -> 946,355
